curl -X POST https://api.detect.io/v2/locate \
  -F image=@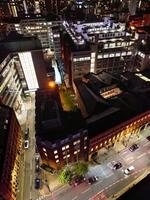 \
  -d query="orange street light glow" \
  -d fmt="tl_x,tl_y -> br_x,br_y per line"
48,81 -> 56,88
